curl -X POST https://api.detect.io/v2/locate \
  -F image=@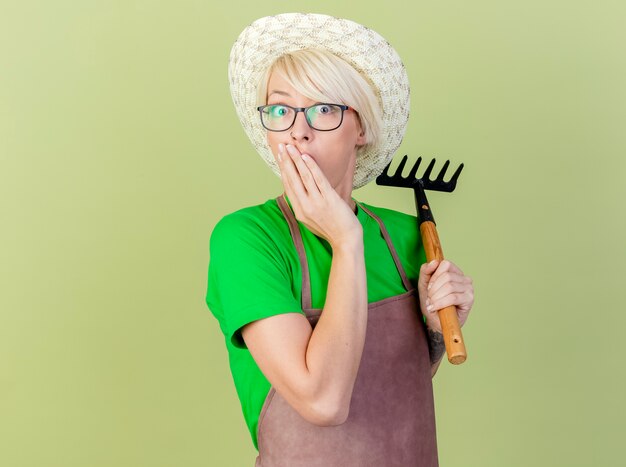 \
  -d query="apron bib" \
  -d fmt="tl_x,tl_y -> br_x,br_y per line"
254,195 -> 438,467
